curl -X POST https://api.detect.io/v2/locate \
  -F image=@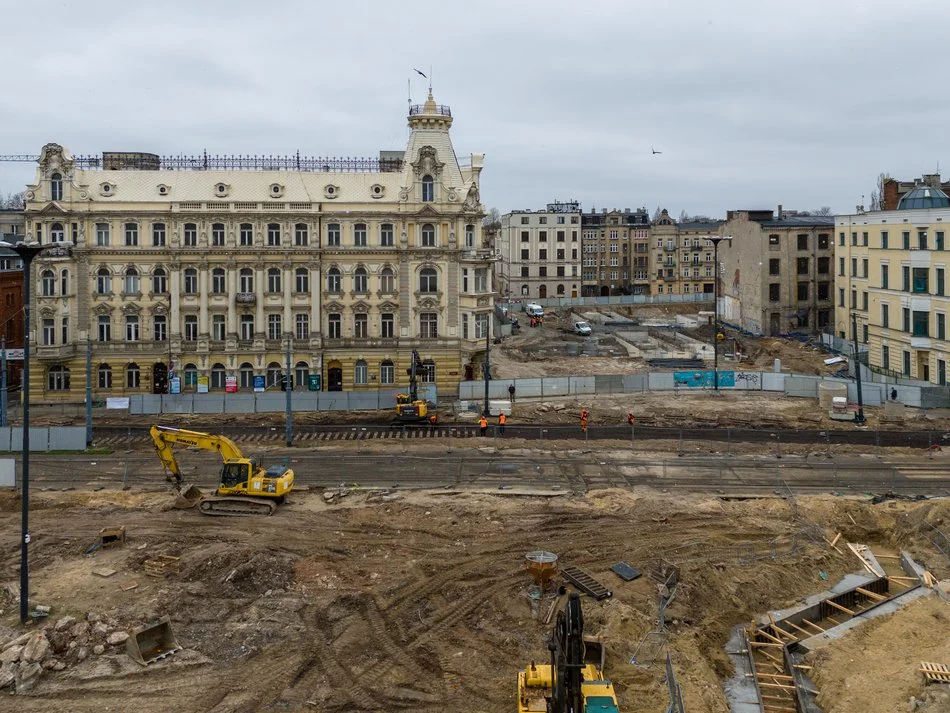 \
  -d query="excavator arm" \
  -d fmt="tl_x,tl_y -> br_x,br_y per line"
149,425 -> 247,488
